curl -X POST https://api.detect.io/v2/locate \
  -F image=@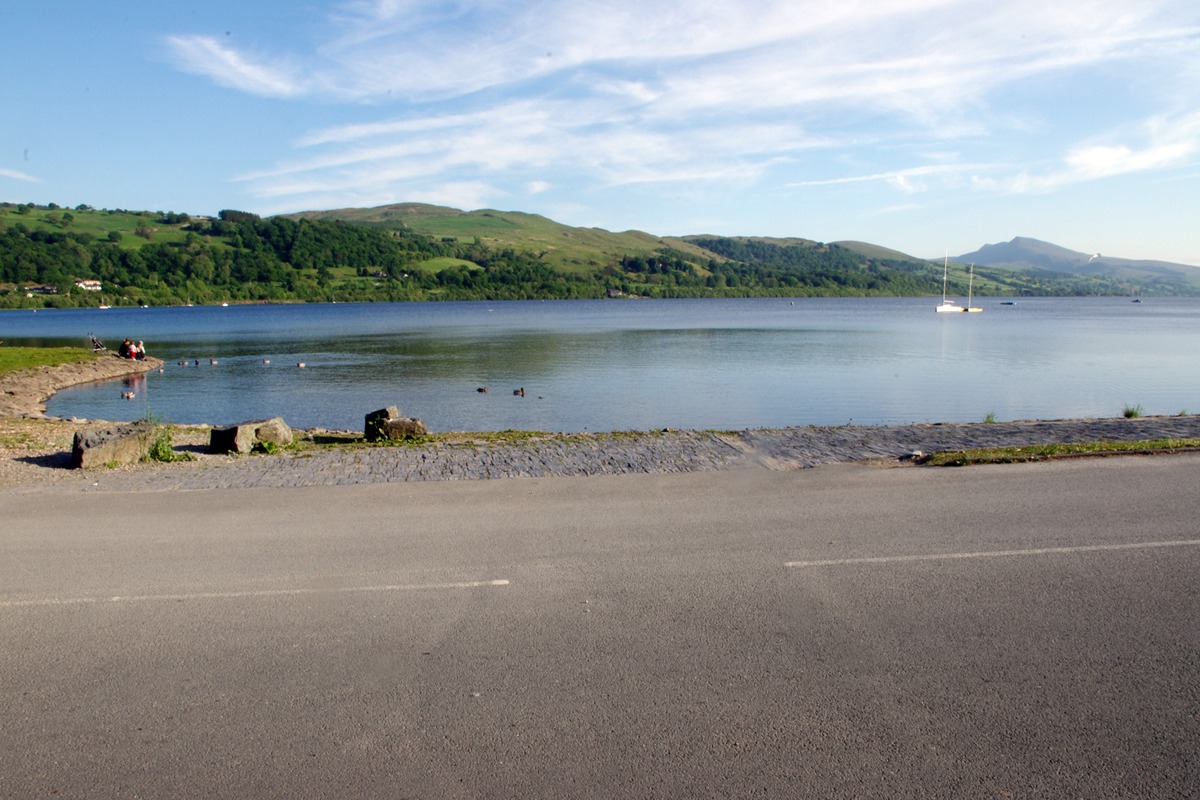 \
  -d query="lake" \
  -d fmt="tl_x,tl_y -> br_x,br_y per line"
2,297 -> 1197,432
